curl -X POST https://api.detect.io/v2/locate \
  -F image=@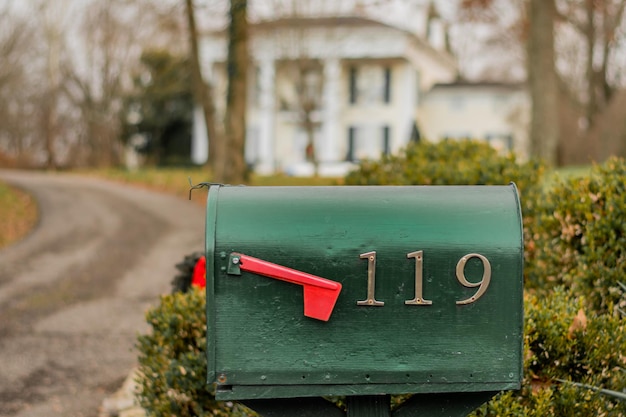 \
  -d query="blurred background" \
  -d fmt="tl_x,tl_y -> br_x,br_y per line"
0,0 -> 624,177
